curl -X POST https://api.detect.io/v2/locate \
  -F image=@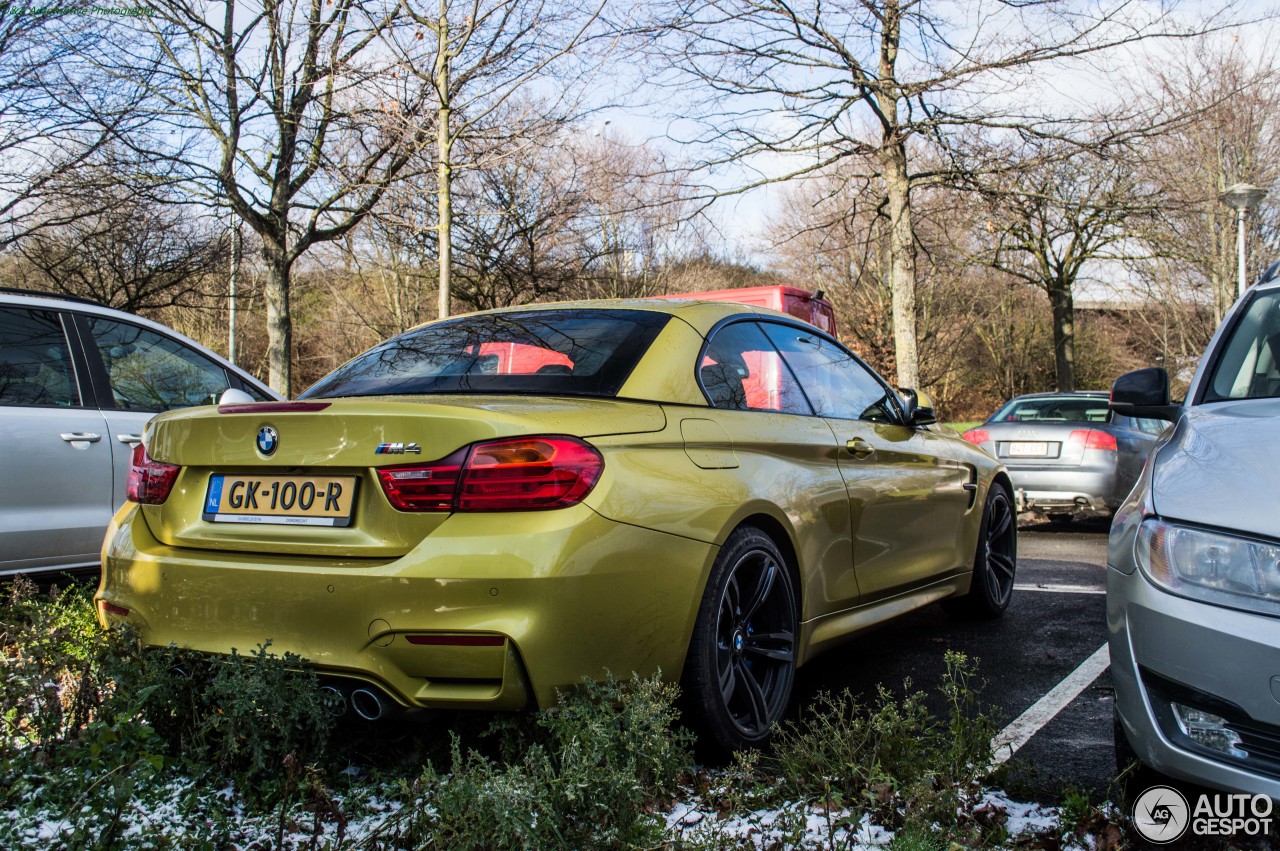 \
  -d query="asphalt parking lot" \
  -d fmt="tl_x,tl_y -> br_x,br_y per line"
795,519 -> 1115,803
